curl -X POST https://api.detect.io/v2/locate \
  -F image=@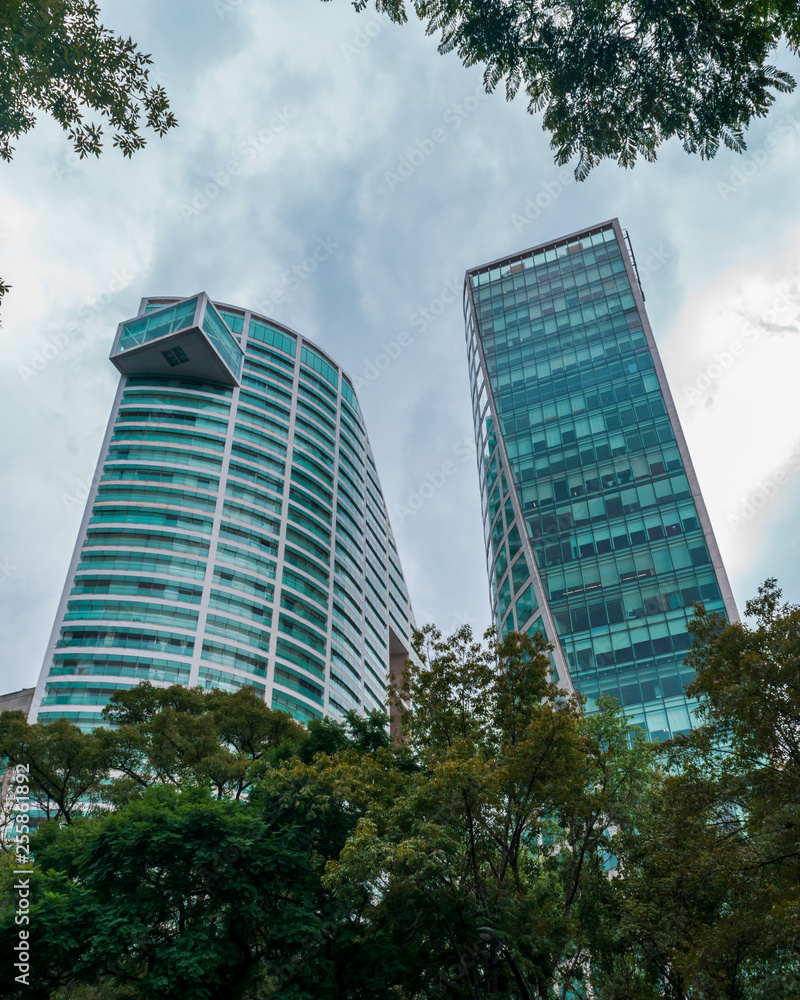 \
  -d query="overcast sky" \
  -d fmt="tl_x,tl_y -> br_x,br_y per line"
2,0 -> 800,694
